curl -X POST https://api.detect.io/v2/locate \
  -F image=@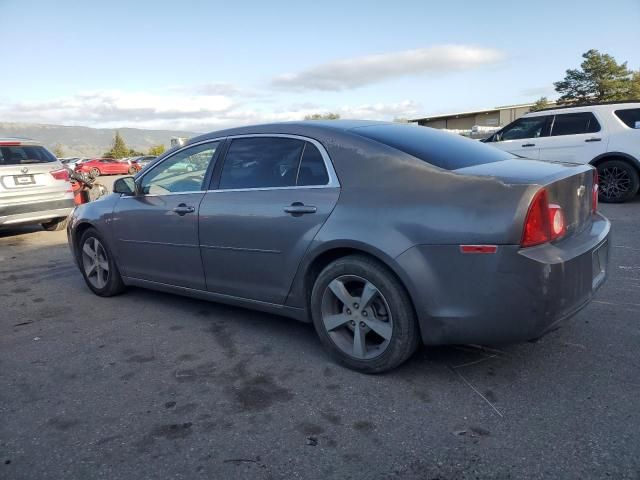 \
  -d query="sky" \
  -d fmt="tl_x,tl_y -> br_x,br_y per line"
1,0 -> 639,132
